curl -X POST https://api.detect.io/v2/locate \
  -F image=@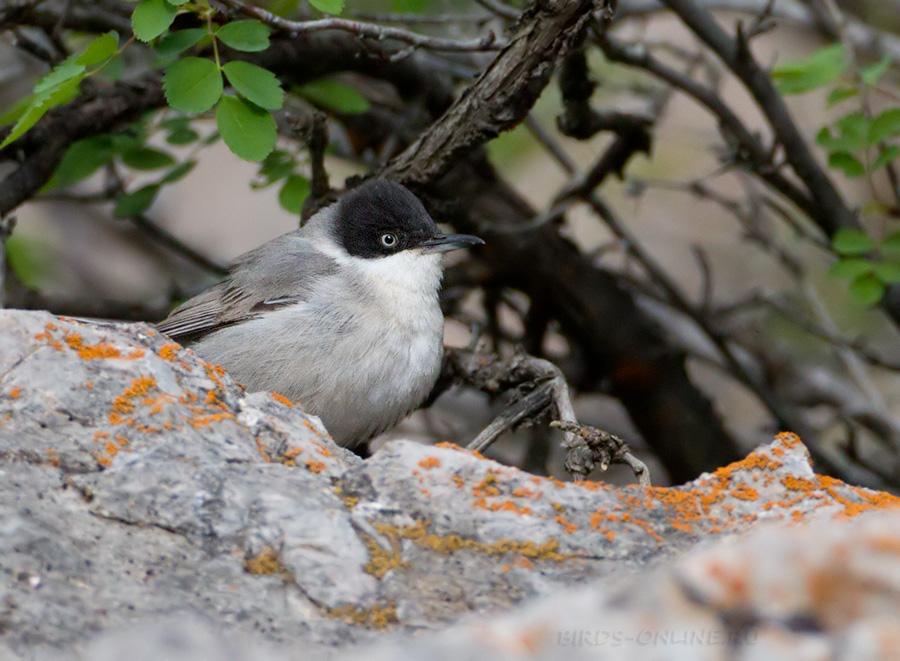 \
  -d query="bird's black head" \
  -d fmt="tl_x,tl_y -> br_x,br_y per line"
333,179 -> 483,258
334,179 -> 438,258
